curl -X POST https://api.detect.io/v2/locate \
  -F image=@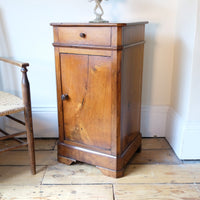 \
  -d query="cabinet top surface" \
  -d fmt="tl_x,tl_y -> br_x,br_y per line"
50,22 -> 148,27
